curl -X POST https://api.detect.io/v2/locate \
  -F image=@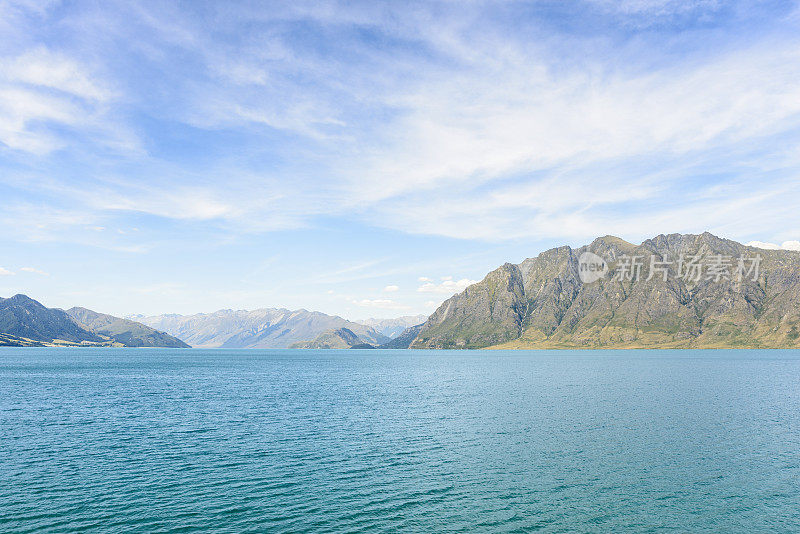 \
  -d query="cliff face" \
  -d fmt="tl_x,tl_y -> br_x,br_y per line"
411,233 -> 800,349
